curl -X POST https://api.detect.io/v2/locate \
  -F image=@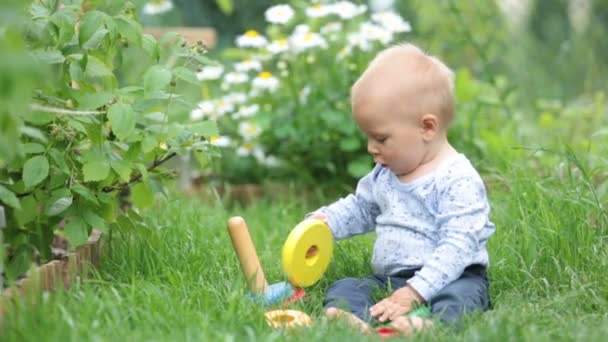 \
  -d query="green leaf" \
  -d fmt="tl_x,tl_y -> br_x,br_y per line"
142,34 -> 159,60
30,49 -> 65,64
339,137 -> 360,152
115,15 -> 142,46
110,158 -> 131,182
50,7 -> 77,46
83,209 -> 107,232
108,102 -> 136,140
78,11 -> 108,47
131,182 -> 154,209
82,28 -> 109,50
215,0 -> 234,15
15,196 -> 37,225
0,185 -> 21,210
23,143 -> 45,154
65,216 -> 89,250
173,66 -> 199,85
72,184 -> 99,205
46,190 -> 73,216
23,155 -> 49,189
21,126 -> 48,143
85,54 -> 113,78
72,91 -> 113,109
48,148 -> 70,174
83,161 -> 110,182
141,135 -> 157,153
347,156 -> 373,178
191,121 -> 219,138
144,66 -> 172,94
